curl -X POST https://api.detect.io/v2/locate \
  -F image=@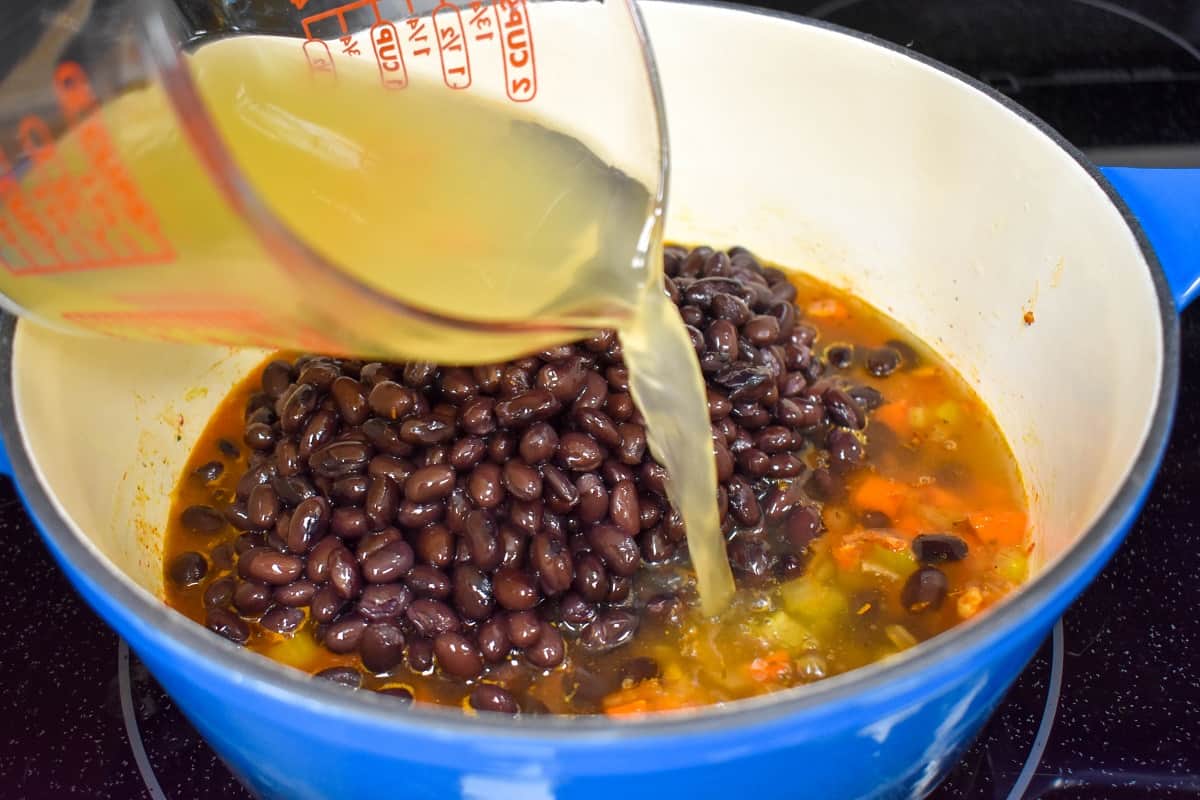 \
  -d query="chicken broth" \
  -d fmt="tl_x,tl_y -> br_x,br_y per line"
163,246 -> 1028,715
